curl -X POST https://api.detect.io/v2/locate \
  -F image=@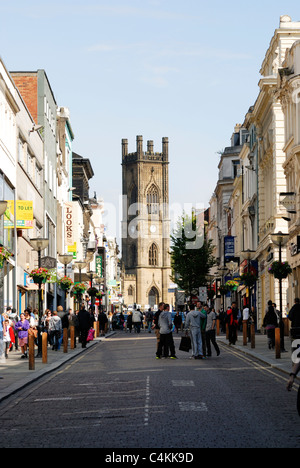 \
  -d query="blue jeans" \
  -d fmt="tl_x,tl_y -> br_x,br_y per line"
190,328 -> 203,357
